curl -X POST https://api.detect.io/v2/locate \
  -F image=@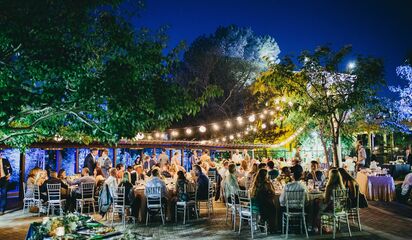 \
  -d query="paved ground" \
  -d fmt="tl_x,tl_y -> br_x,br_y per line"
0,201 -> 411,239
